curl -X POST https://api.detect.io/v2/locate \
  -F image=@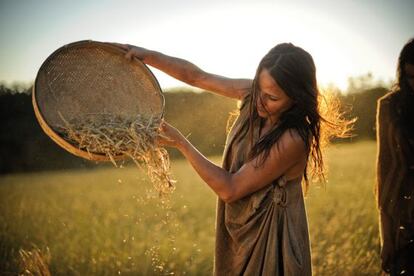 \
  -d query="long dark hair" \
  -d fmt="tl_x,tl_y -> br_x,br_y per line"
392,38 -> 414,133
237,43 -> 351,189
